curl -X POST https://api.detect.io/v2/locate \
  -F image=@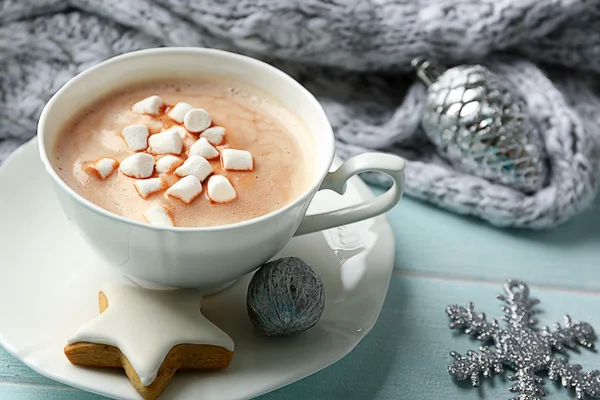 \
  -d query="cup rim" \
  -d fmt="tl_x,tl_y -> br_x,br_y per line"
37,47 -> 335,232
